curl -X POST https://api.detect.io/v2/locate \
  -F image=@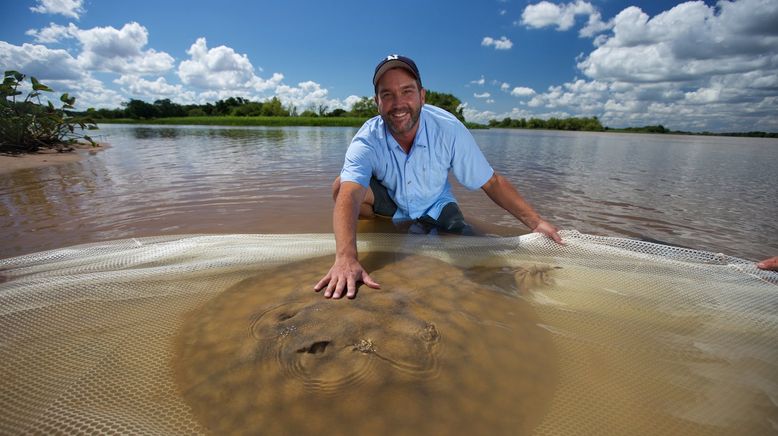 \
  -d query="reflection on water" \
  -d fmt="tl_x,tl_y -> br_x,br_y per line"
1,125 -> 777,260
